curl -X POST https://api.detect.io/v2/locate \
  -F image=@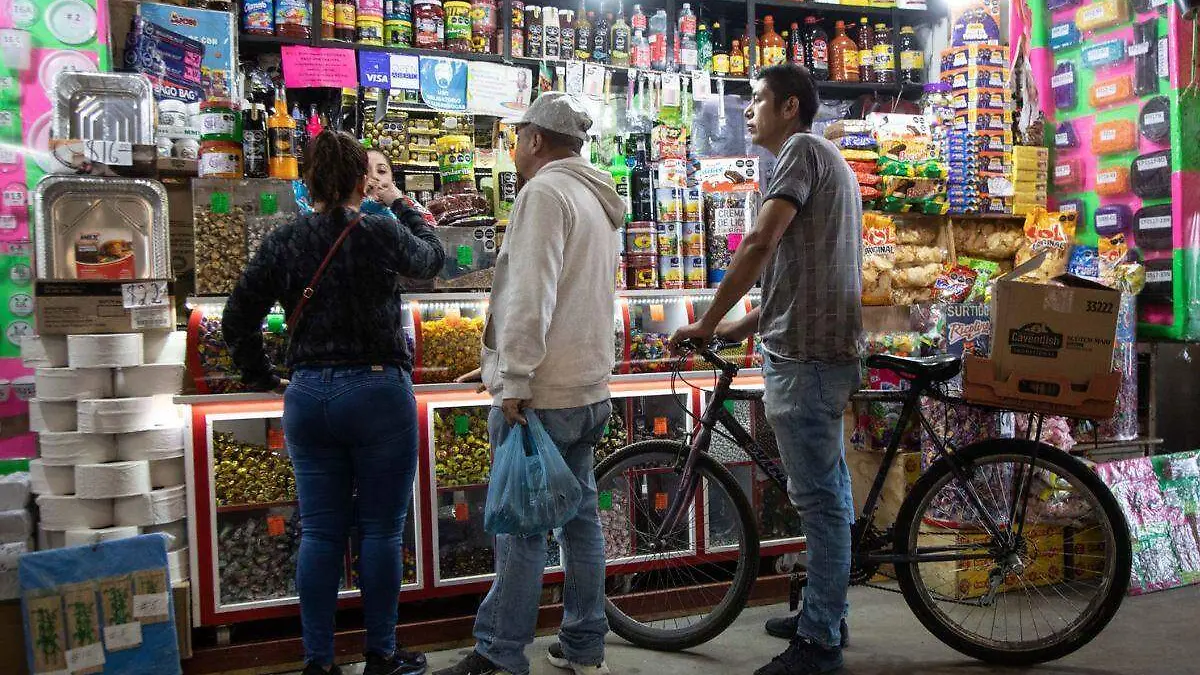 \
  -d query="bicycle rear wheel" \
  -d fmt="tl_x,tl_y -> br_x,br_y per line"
894,439 -> 1132,665
595,440 -> 760,651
